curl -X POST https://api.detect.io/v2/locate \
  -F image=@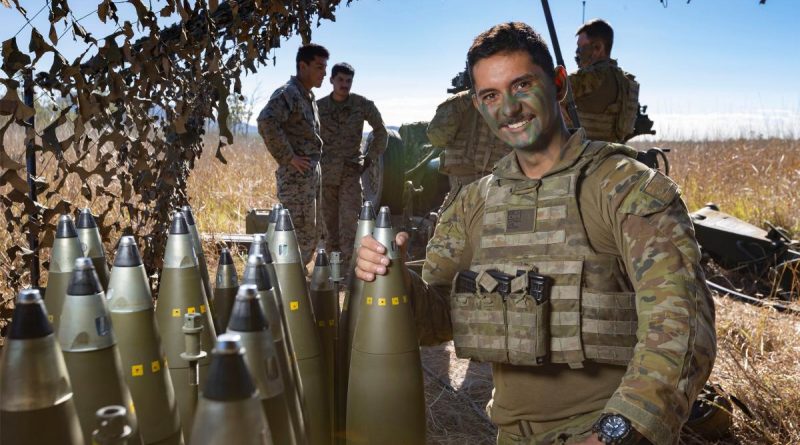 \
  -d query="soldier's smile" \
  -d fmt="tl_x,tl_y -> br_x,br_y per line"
502,115 -> 535,132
